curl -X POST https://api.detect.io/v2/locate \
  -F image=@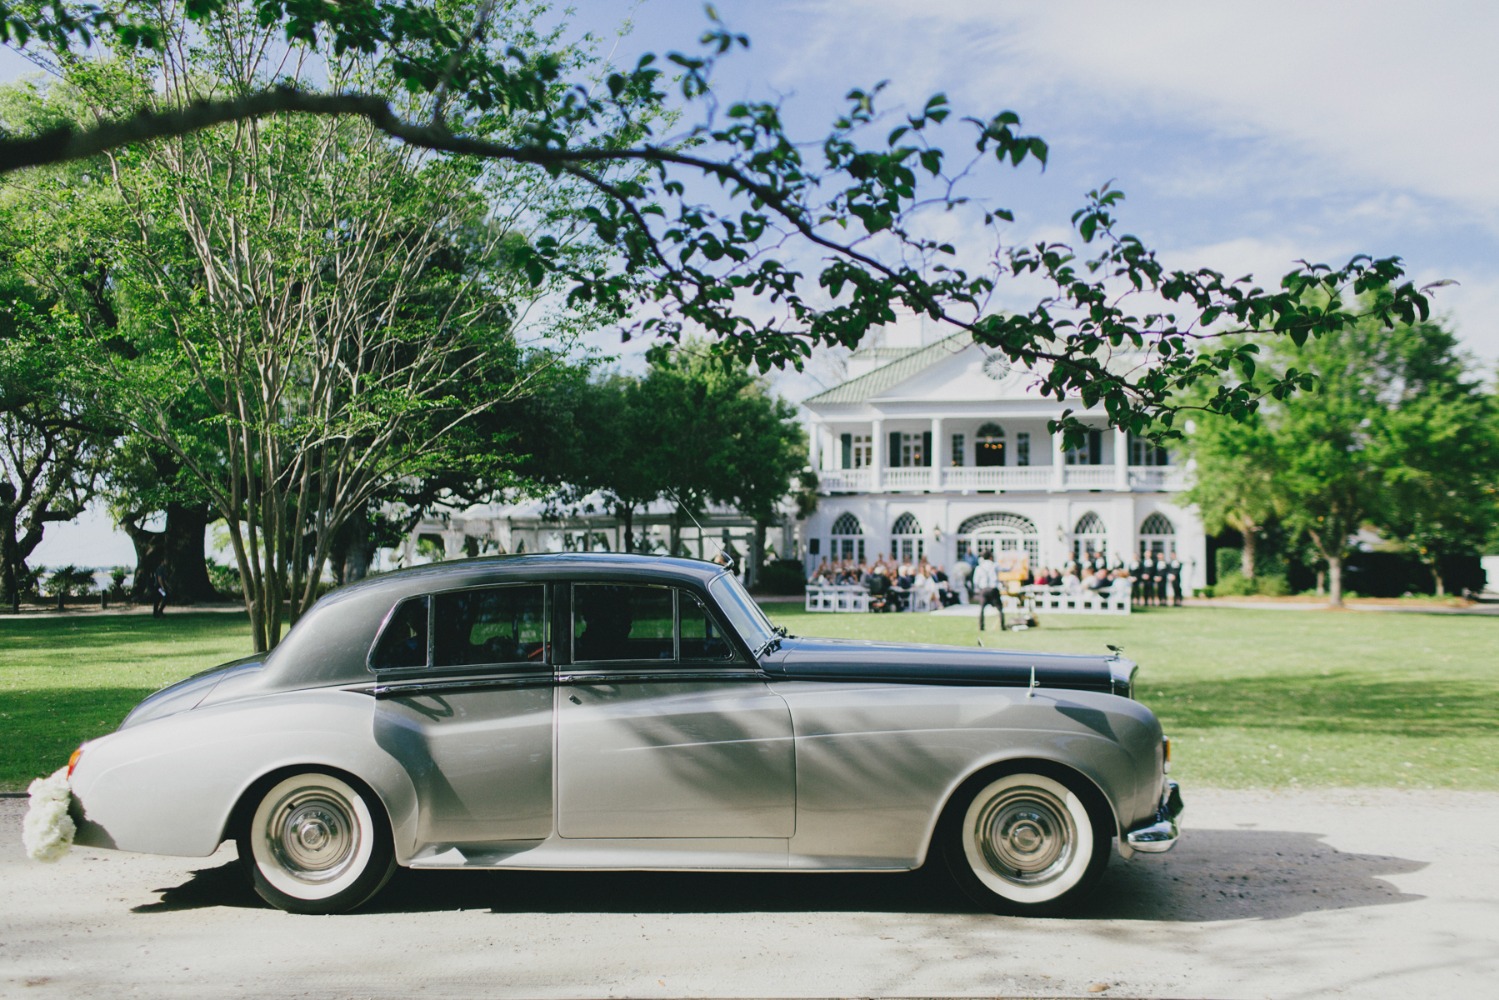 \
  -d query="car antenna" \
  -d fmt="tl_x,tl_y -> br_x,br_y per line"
1027,665 -> 1039,699
665,488 -> 735,572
